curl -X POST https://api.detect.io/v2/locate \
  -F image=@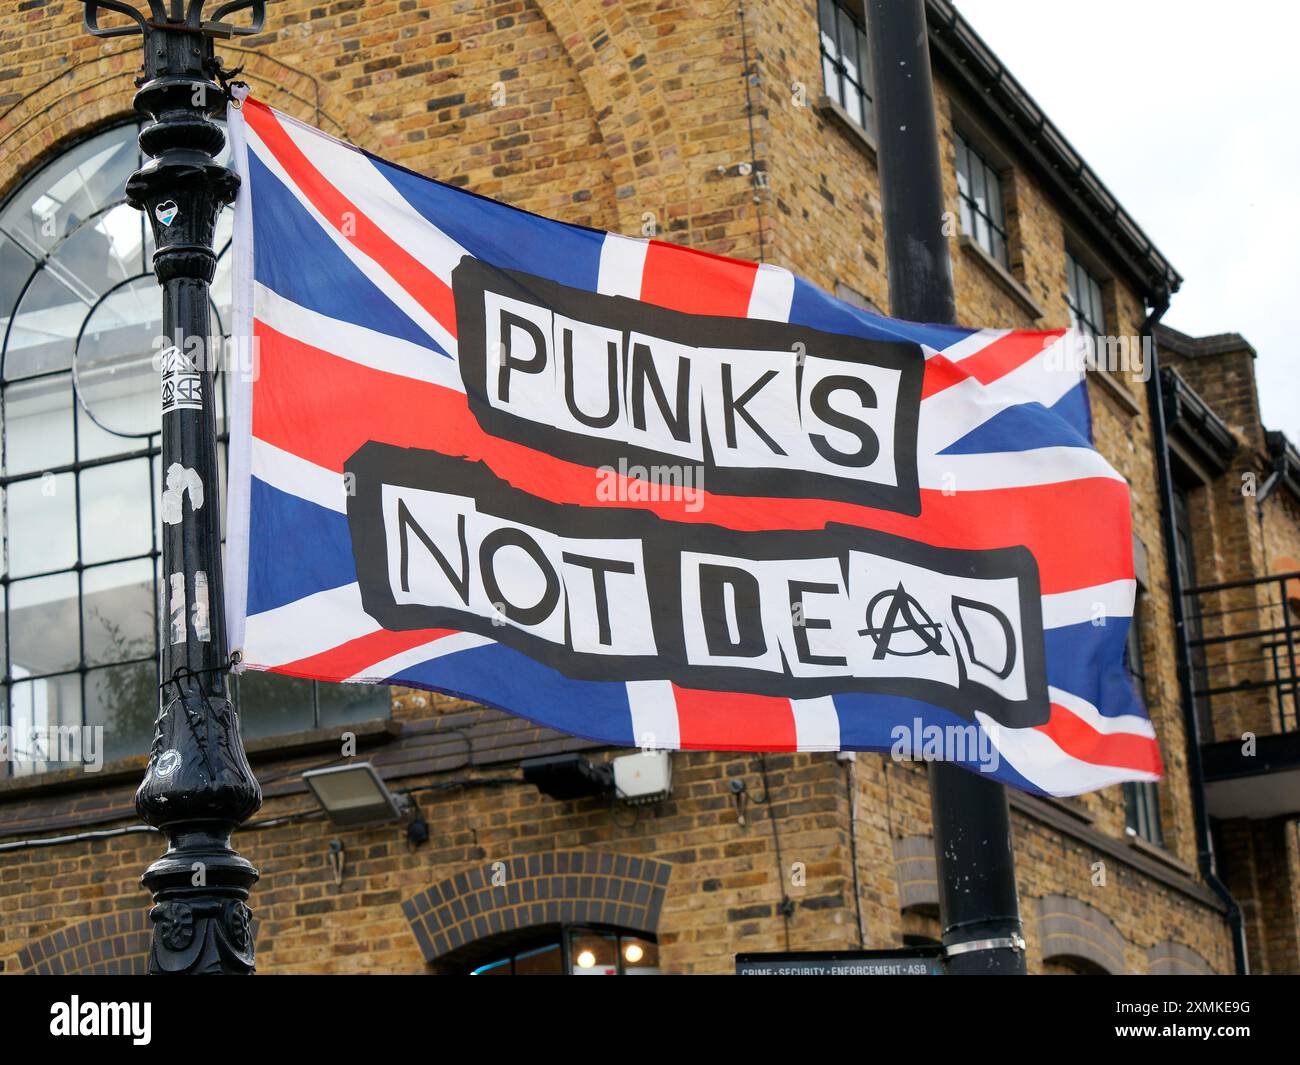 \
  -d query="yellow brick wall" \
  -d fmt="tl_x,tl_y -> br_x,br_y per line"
0,0 -> 1274,975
